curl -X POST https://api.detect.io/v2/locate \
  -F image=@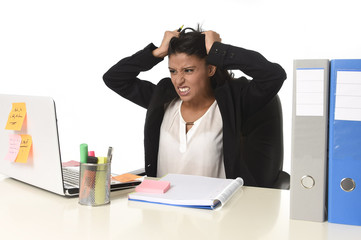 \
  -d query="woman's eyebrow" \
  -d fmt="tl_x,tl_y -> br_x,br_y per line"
168,66 -> 196,69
